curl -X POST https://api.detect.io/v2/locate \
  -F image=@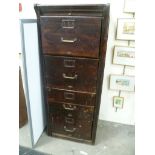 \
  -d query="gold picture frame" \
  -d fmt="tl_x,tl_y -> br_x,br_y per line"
113,46 -> 135,66
116,18 -> 135,40
110,75 -> 135,92
124,0 -> 135,13
113,96 -> 124,109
